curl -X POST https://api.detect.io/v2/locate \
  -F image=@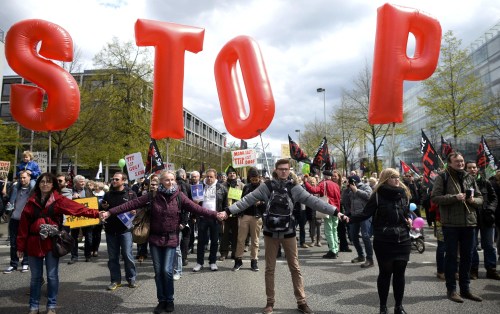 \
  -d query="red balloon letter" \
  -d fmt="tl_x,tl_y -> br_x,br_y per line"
5,19 -> 80,131
369,3 -> 442,124
215,36 -> 275,139
135,19 -> 205,139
